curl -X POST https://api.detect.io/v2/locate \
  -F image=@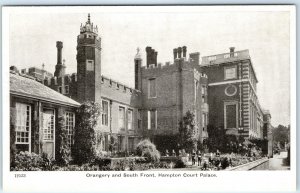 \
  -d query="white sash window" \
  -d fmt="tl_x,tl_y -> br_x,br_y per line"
15,103 -> 31,152
65,112 -> 75,147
